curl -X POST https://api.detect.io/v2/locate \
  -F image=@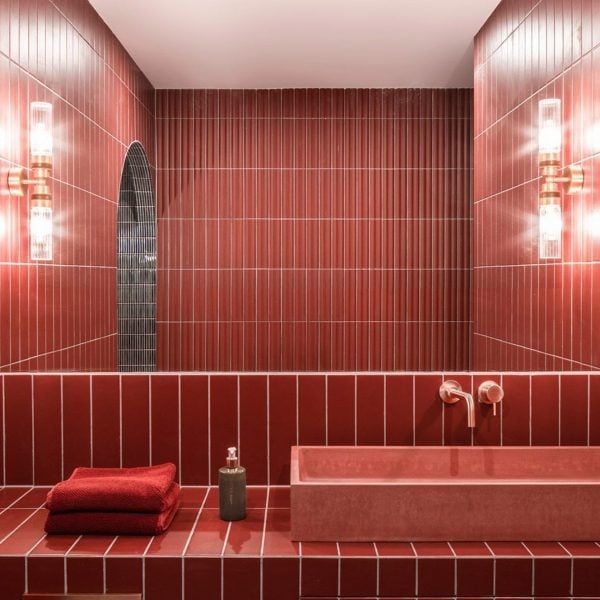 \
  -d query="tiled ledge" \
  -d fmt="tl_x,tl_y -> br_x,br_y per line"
0,486 -> 600,599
